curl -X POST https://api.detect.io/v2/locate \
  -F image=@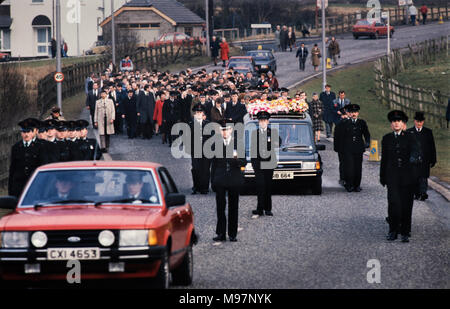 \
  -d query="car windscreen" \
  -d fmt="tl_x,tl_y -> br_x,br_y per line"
247,52 -> 271,59
20,169 -> 161,207
245,122 -> 313,154
356,20 -> 371,26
